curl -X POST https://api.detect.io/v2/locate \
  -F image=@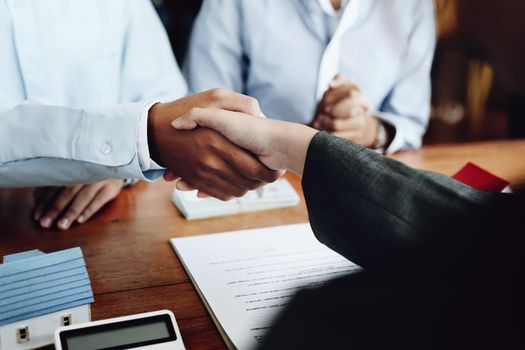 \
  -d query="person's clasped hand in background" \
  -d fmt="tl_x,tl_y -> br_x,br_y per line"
186,0 -> 435,154
312,75 -> 389,149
